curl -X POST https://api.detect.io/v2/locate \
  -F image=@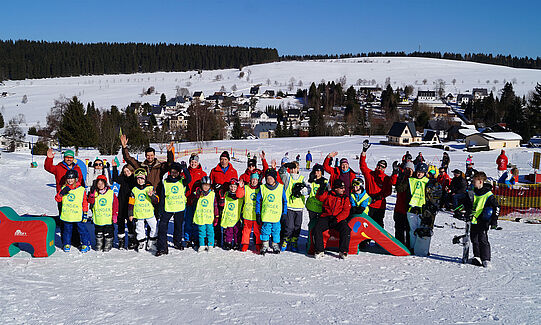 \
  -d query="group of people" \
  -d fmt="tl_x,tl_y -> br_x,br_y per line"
44,139 -> 504,266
